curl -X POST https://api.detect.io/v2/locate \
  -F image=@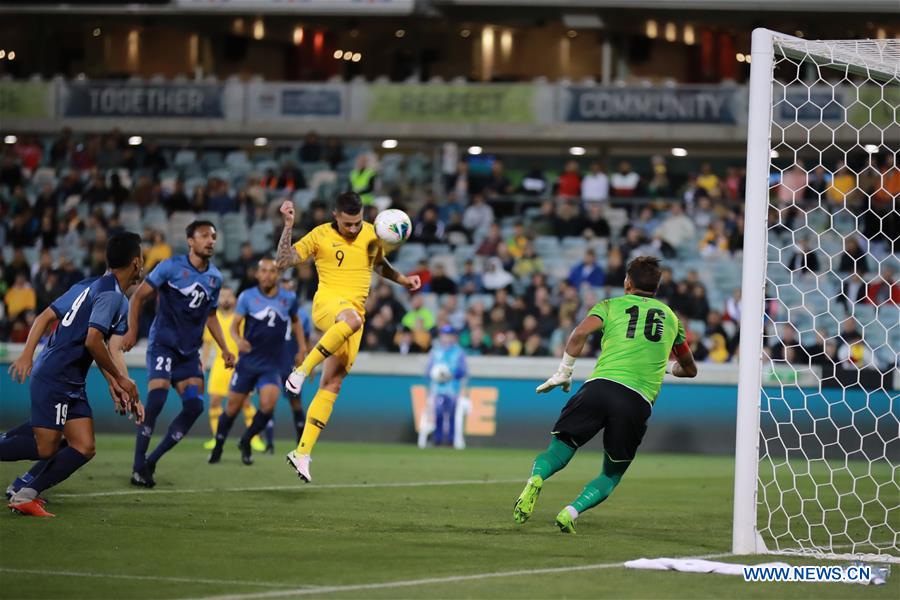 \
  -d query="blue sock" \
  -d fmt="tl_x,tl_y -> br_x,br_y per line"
264,418 -> 275,448
16,439 -> 69,488
2,422 -> 34,439
240,410 -> 272,446
28,447 -> 90,494
0,424 -> 39,461
214,411 -> 238,446
292,408 -> 305,442
134,388 -> 168,471
147,386 -> 203,467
